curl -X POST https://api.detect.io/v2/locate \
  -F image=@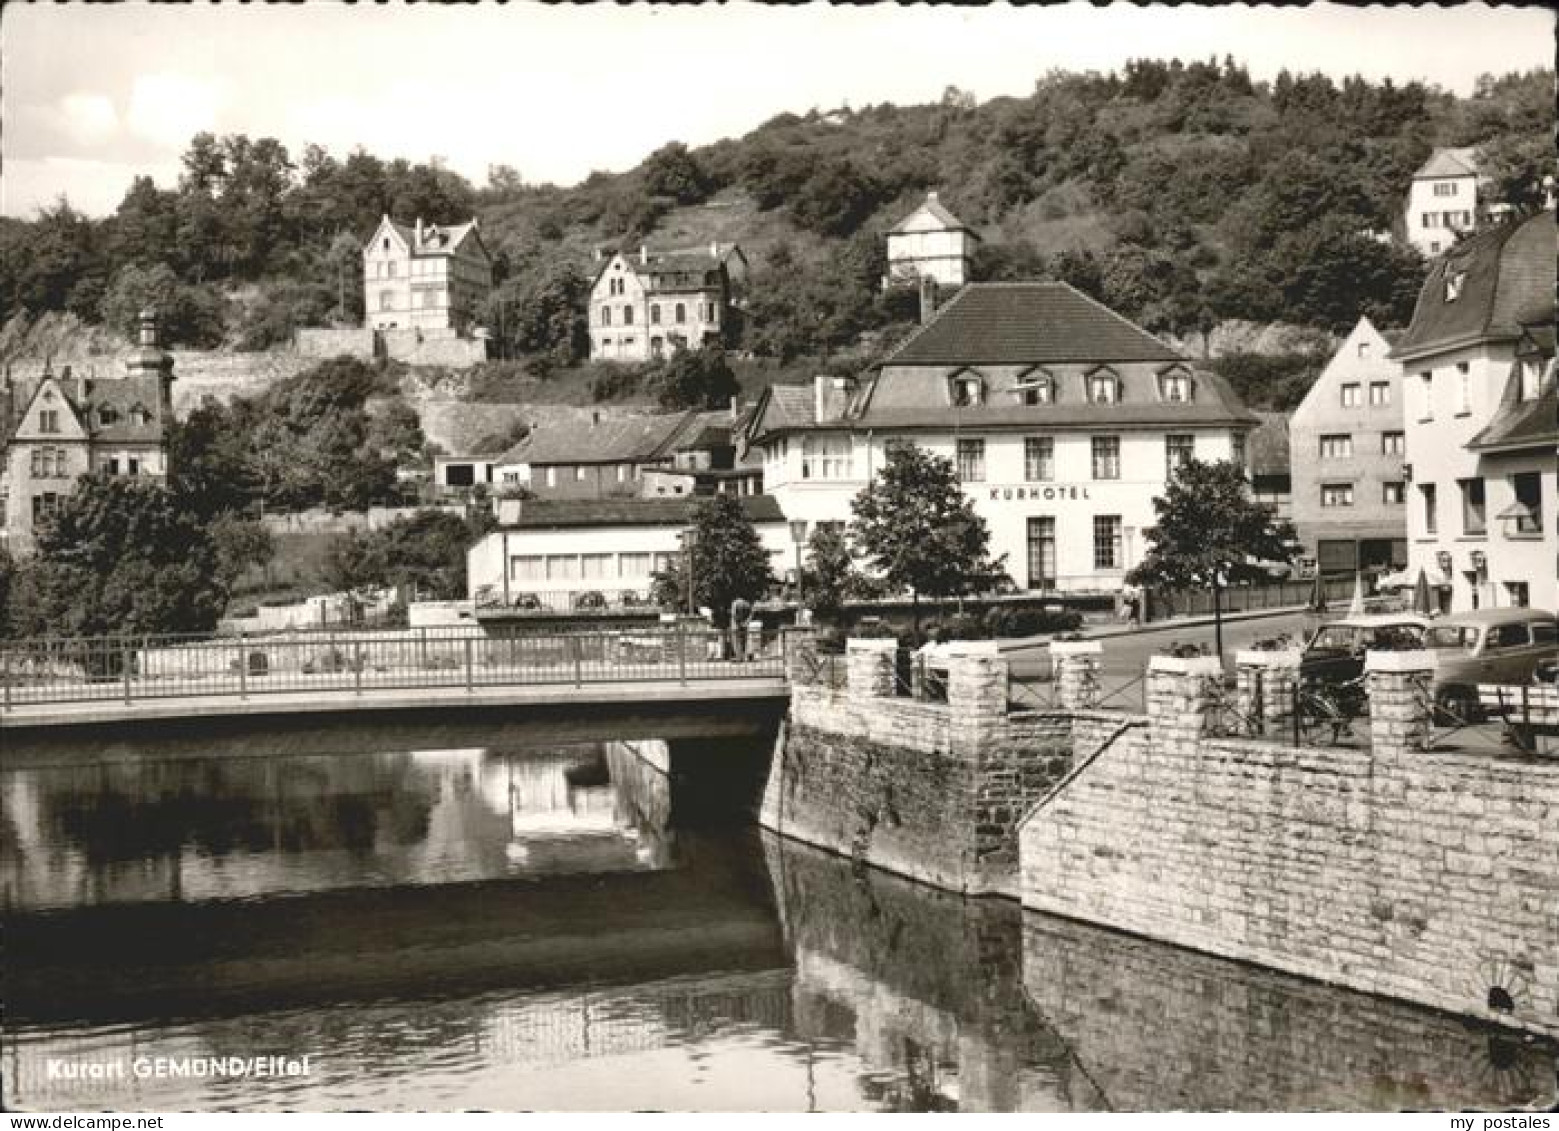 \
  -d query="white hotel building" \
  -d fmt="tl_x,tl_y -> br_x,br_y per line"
743,283 -> 1259,593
